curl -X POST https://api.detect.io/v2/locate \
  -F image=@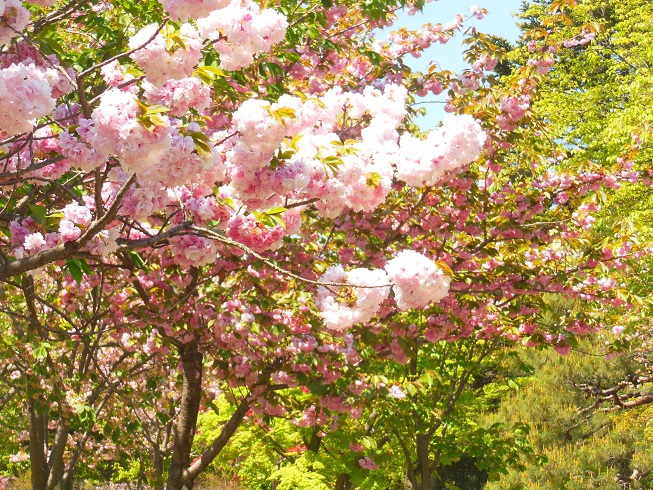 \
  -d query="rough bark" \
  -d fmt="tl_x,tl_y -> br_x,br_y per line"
45,419 -> 69,490
153,445 -> 165,490
416,433 -> 431,490
29,399 -> 49,490
335,473 -> 351,490
0,385 -> 16,411
183,395 -> 251,483
166,342 -> 203,490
